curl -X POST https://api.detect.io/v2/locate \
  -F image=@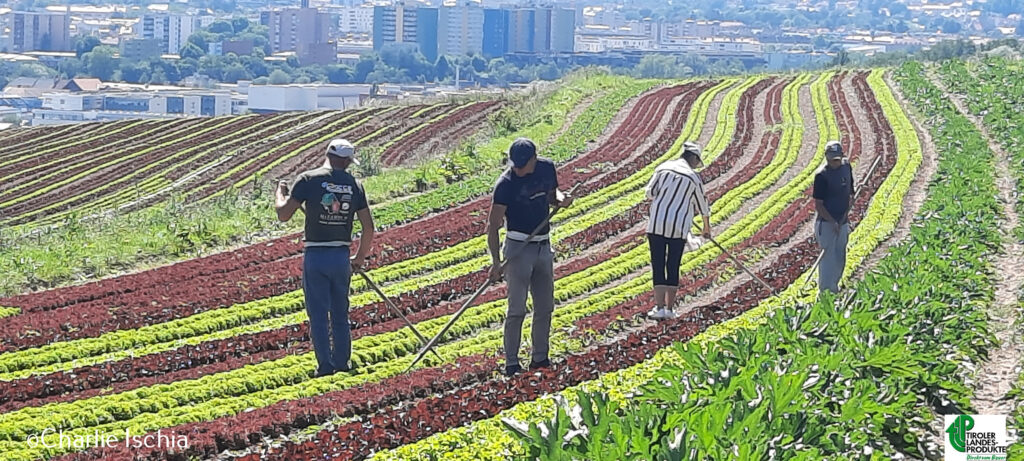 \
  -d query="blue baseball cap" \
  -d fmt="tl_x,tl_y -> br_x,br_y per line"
508,138 -> 536,168
825,140 -> 844,159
